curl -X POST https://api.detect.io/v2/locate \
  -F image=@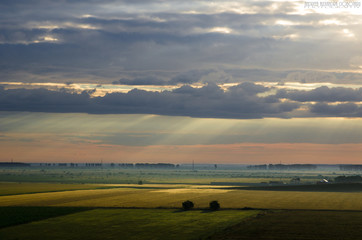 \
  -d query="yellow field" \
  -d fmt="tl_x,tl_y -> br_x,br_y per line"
1,184 -> 362,210
0,182 -> 109,196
